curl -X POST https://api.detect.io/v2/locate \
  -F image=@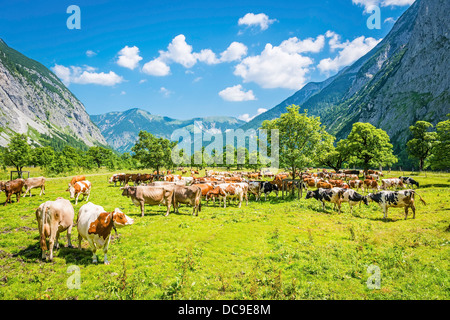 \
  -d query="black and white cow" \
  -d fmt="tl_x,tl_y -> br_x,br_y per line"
399,176 -> 420,189
367,190 -> 426,220
261,181 -> 279,200
337,189 -> 368,214
305,187 -> 344,214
